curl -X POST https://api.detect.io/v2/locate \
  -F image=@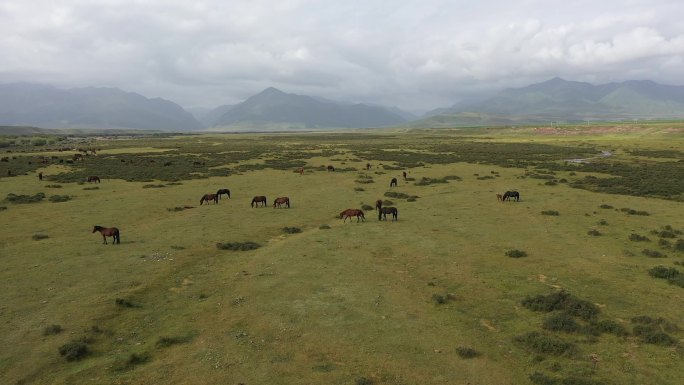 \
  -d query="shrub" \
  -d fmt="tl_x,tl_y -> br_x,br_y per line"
0,206 -> 6,211
355,377 -> 374,385
216,242 -> 261,251
114,352 -> 151,371
628,233 -> 650,242
49,195 -> 71,203
642,249 -> 666,258
599,204 -> 613,209
382,200 -> 394,206
45,184 -> 62,188
658,239 -> 672,249
587,229 -> 601,236
384,191 -> 410,199
541,210 -> 559,216
58,339 -> 90,361
632,326 -> 678,346
521,291 -> 599,321
142,184 -> 166,188
597,219 -> 608,226
506,249 -> 527,258
431,293 -> 456,305
361,204 -> 374,211
593,320 -> 629,337
542,313 -> 580,333
5,192 -> 45,204
648,265 -> 684,287
32,233 -> 49,241
82,186 -> 99,190
514,332 -> 576,356
455,346 -> 480,359
675,239 -> 684,252
115,298 -> 136,308
282,227 -> 302,234
319,225 -> 331,230
156,335 -> 193,348
529,372 -> 557,385
43,324 -> 63,336
354,187 -> 365,192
